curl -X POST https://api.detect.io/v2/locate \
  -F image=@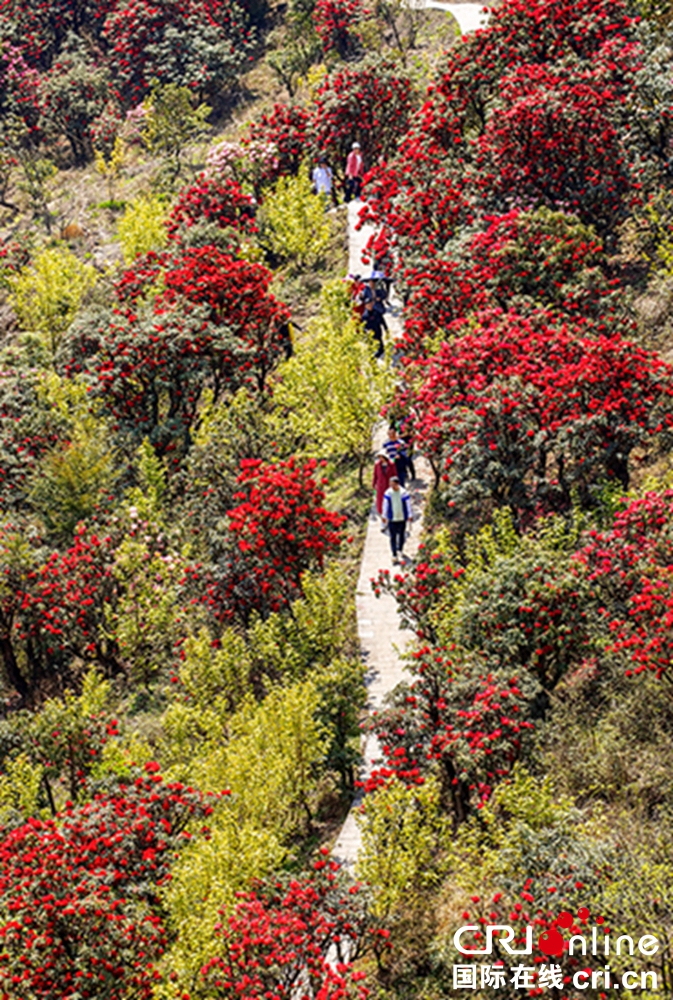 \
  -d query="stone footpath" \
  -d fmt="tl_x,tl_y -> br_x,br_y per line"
332,201 -> 430,869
